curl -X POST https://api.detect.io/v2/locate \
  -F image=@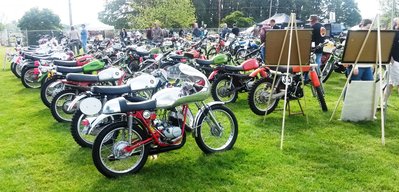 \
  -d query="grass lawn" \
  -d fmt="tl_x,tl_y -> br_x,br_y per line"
0,46 -> 399,191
